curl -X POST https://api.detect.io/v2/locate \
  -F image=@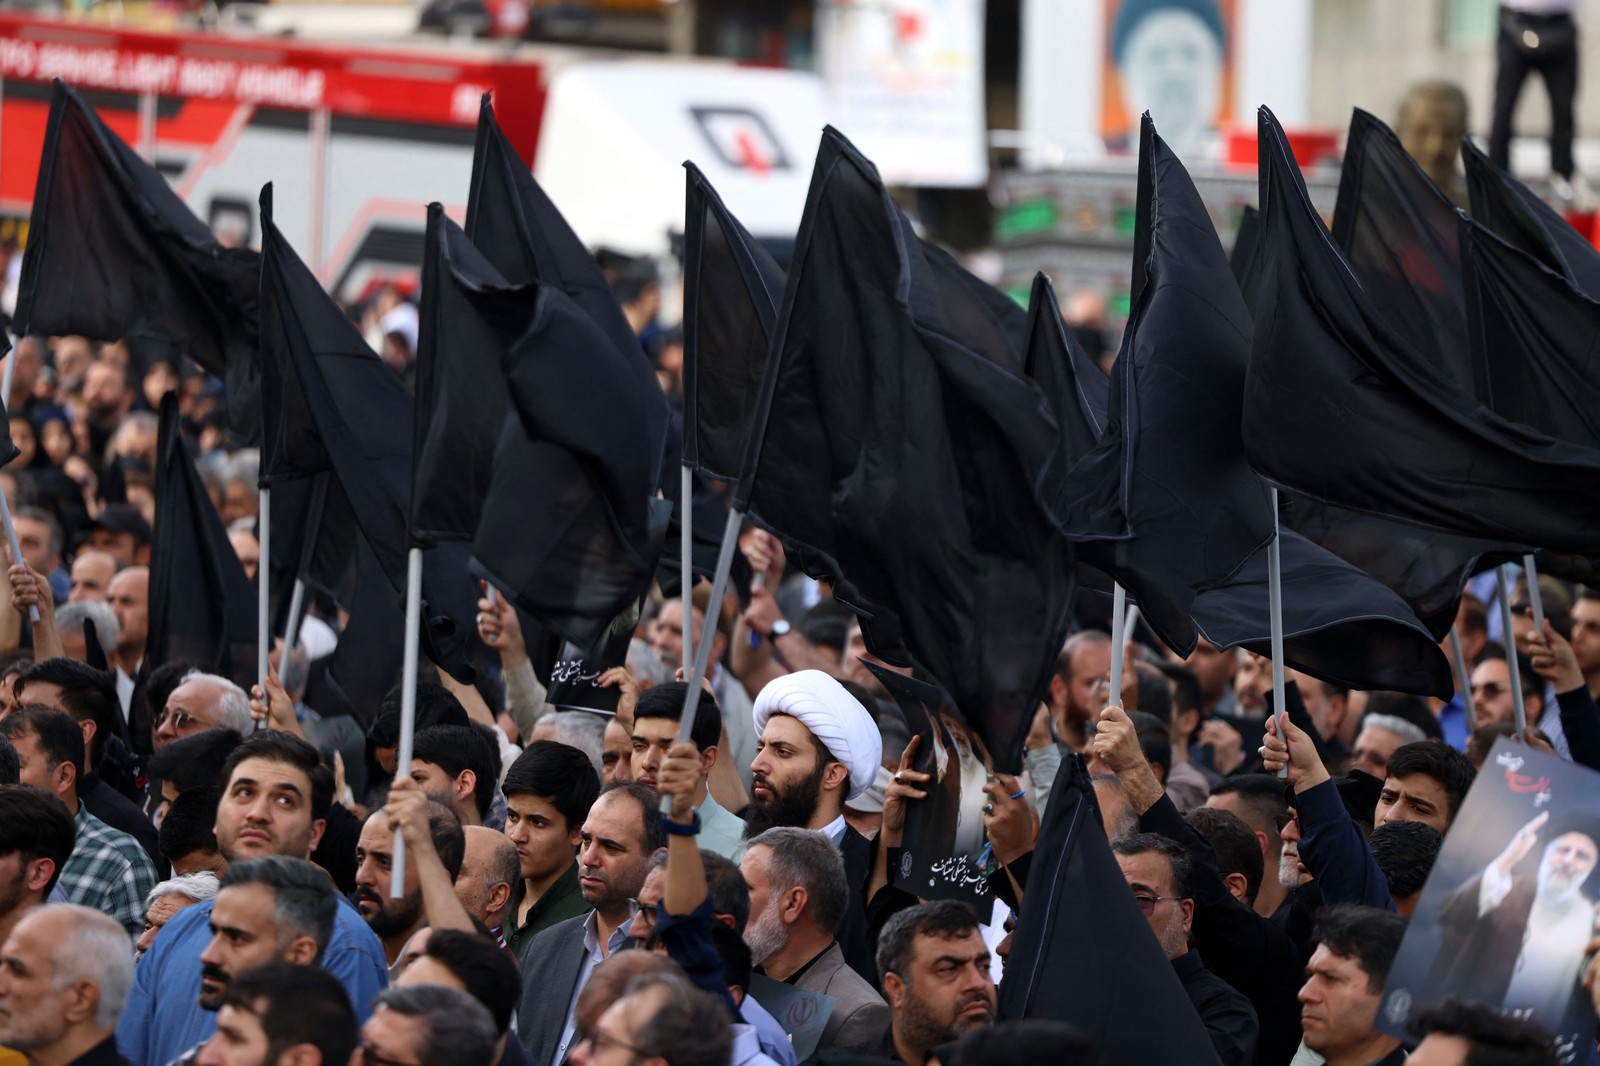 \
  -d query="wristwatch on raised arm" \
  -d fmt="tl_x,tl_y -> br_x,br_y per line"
768,618 -> 791,639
